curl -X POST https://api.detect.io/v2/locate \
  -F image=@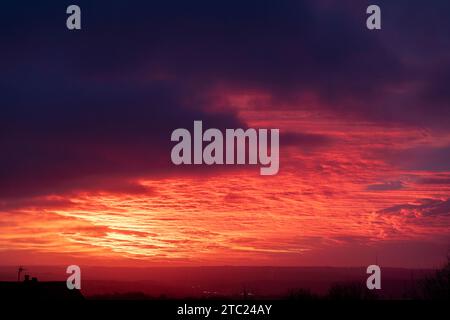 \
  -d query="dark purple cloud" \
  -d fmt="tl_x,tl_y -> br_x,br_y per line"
366,181 -> 404,191
389,146 -> 450,171
379,198 -> 450,217
0,80 -> 244,198
1,0 -> 450,199
417,176 -> 450,185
